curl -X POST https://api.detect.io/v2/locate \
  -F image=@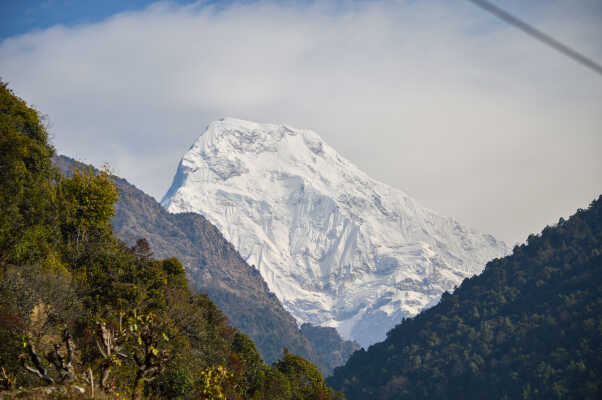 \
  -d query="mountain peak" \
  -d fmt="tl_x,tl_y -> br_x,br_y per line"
192,117 -> 326,161
162,119 -> 508,347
